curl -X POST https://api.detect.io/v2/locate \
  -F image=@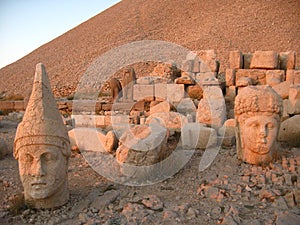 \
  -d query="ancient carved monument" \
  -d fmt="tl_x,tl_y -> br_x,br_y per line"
122,68 -> 136,102
109,78 -> 122,102
14,63 -> 71,208
234,85 -> 283,165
